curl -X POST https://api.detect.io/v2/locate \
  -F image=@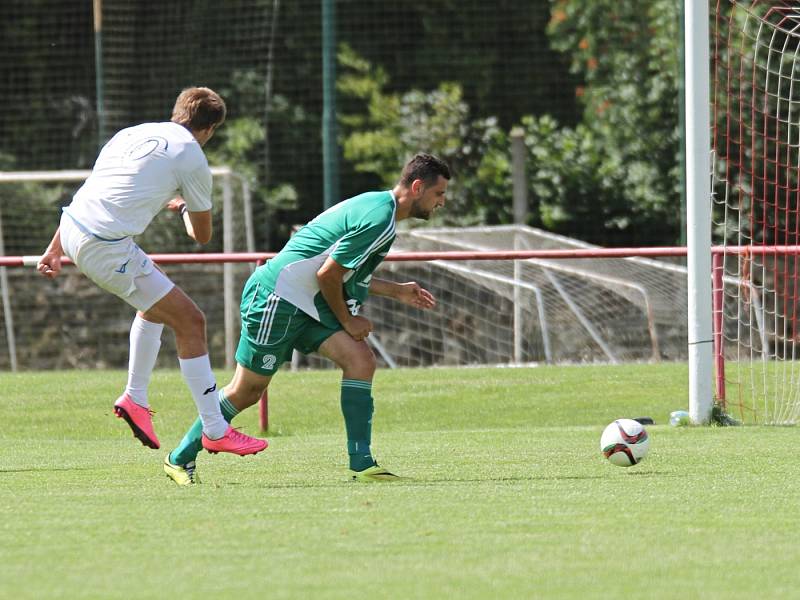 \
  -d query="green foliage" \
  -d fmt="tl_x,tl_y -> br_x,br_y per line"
208,72 -> 301,243
518,115 -> 624,233
216,66 -> 309,190
337,0 -> 685,244
542,0 -> 683,243
3,2 -> 687,246
0,149 -> 71,254
338,44 -> 509,226
208,117 -> 265,173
